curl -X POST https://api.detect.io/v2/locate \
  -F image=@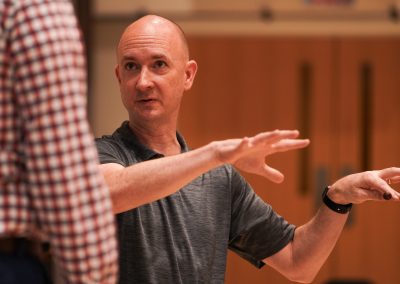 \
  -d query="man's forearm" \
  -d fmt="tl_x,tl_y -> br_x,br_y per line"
292,205 -> 348,281
266,205 -> 348,283
101,142 -> 221,214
